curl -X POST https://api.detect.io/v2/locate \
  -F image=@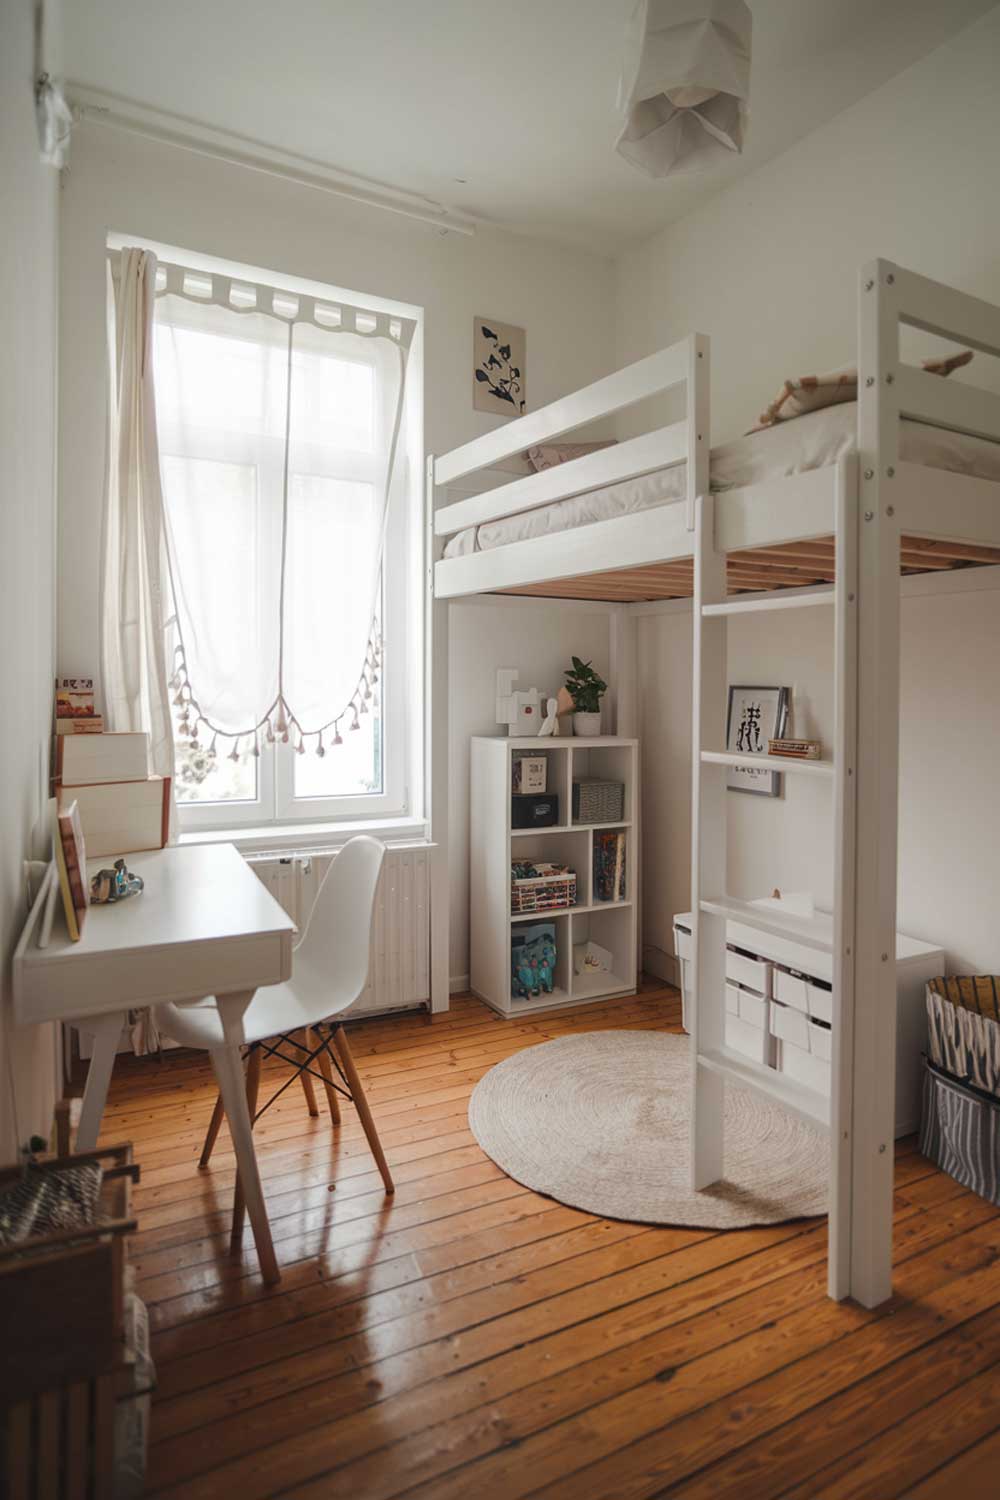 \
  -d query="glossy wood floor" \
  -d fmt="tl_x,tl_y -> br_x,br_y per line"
94,981 -> 1000,1499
